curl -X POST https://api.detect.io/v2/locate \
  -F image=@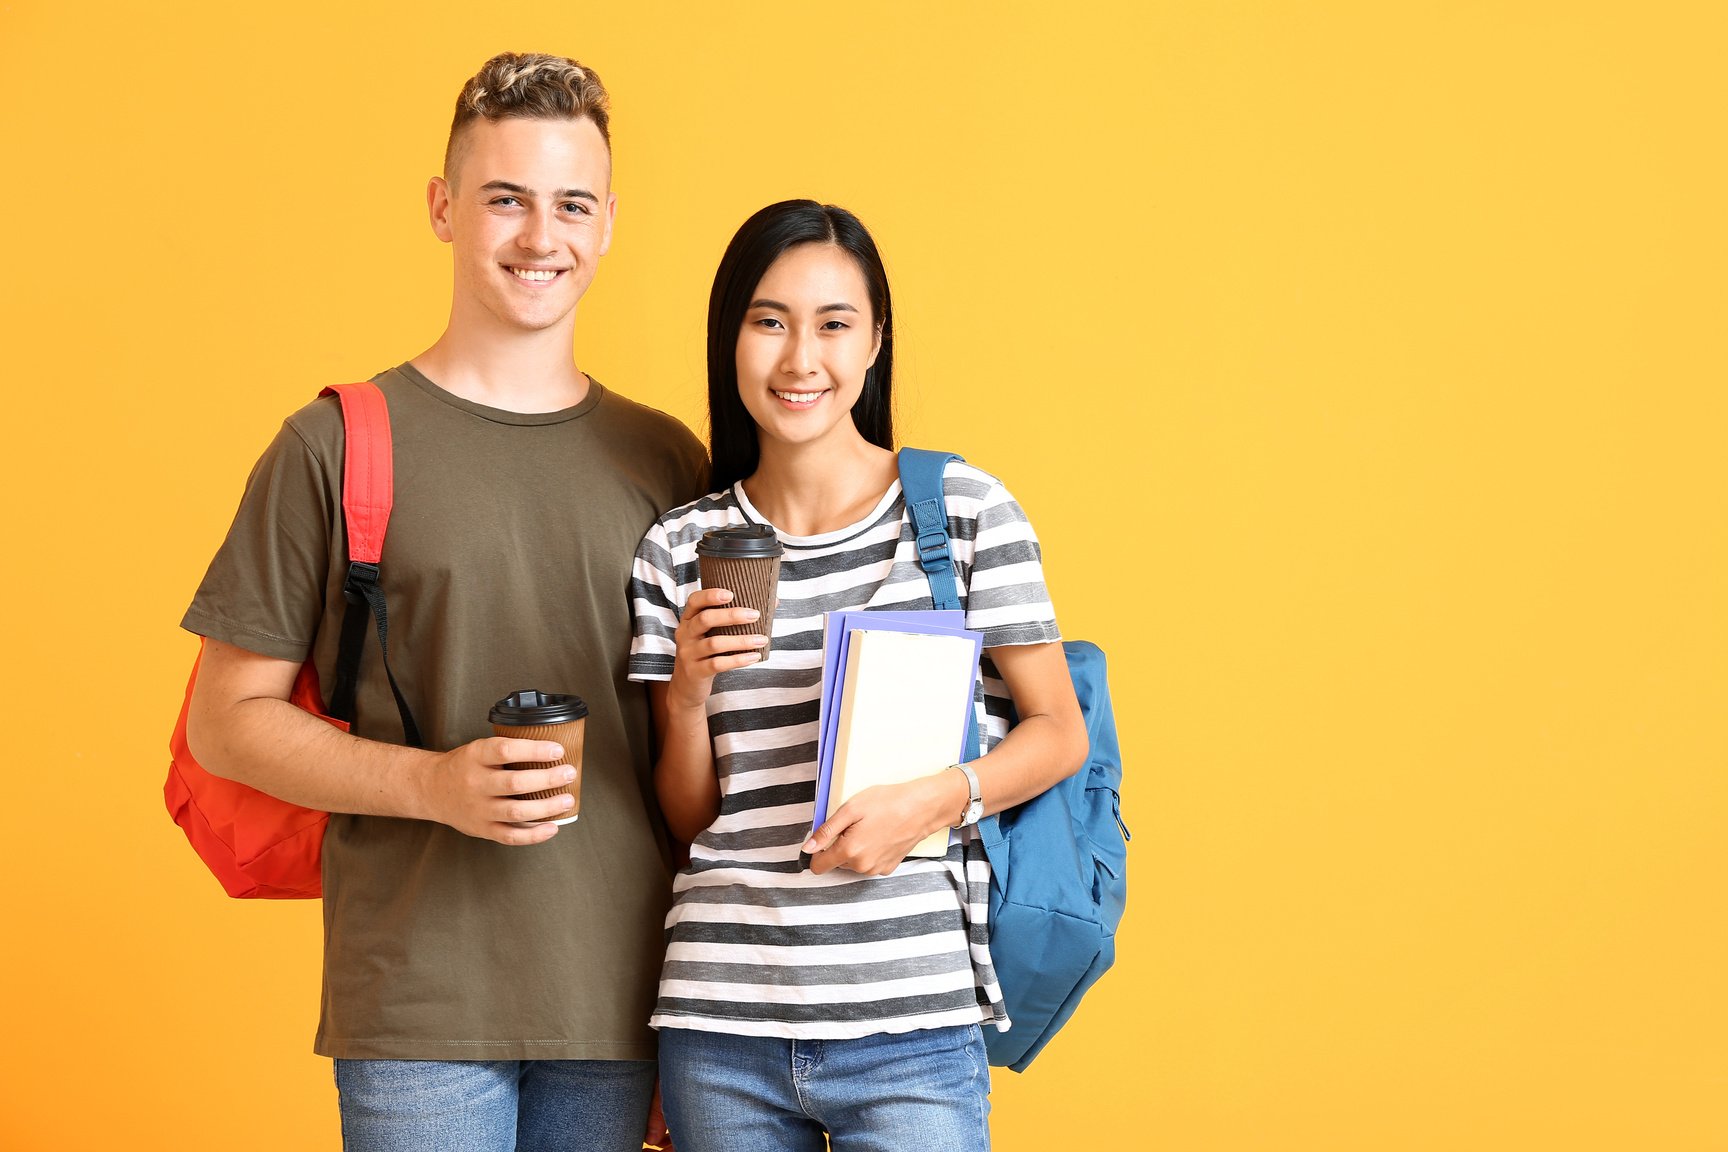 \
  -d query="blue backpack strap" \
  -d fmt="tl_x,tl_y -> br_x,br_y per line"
896,447 -> 989,788
898,447 -> 965,612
